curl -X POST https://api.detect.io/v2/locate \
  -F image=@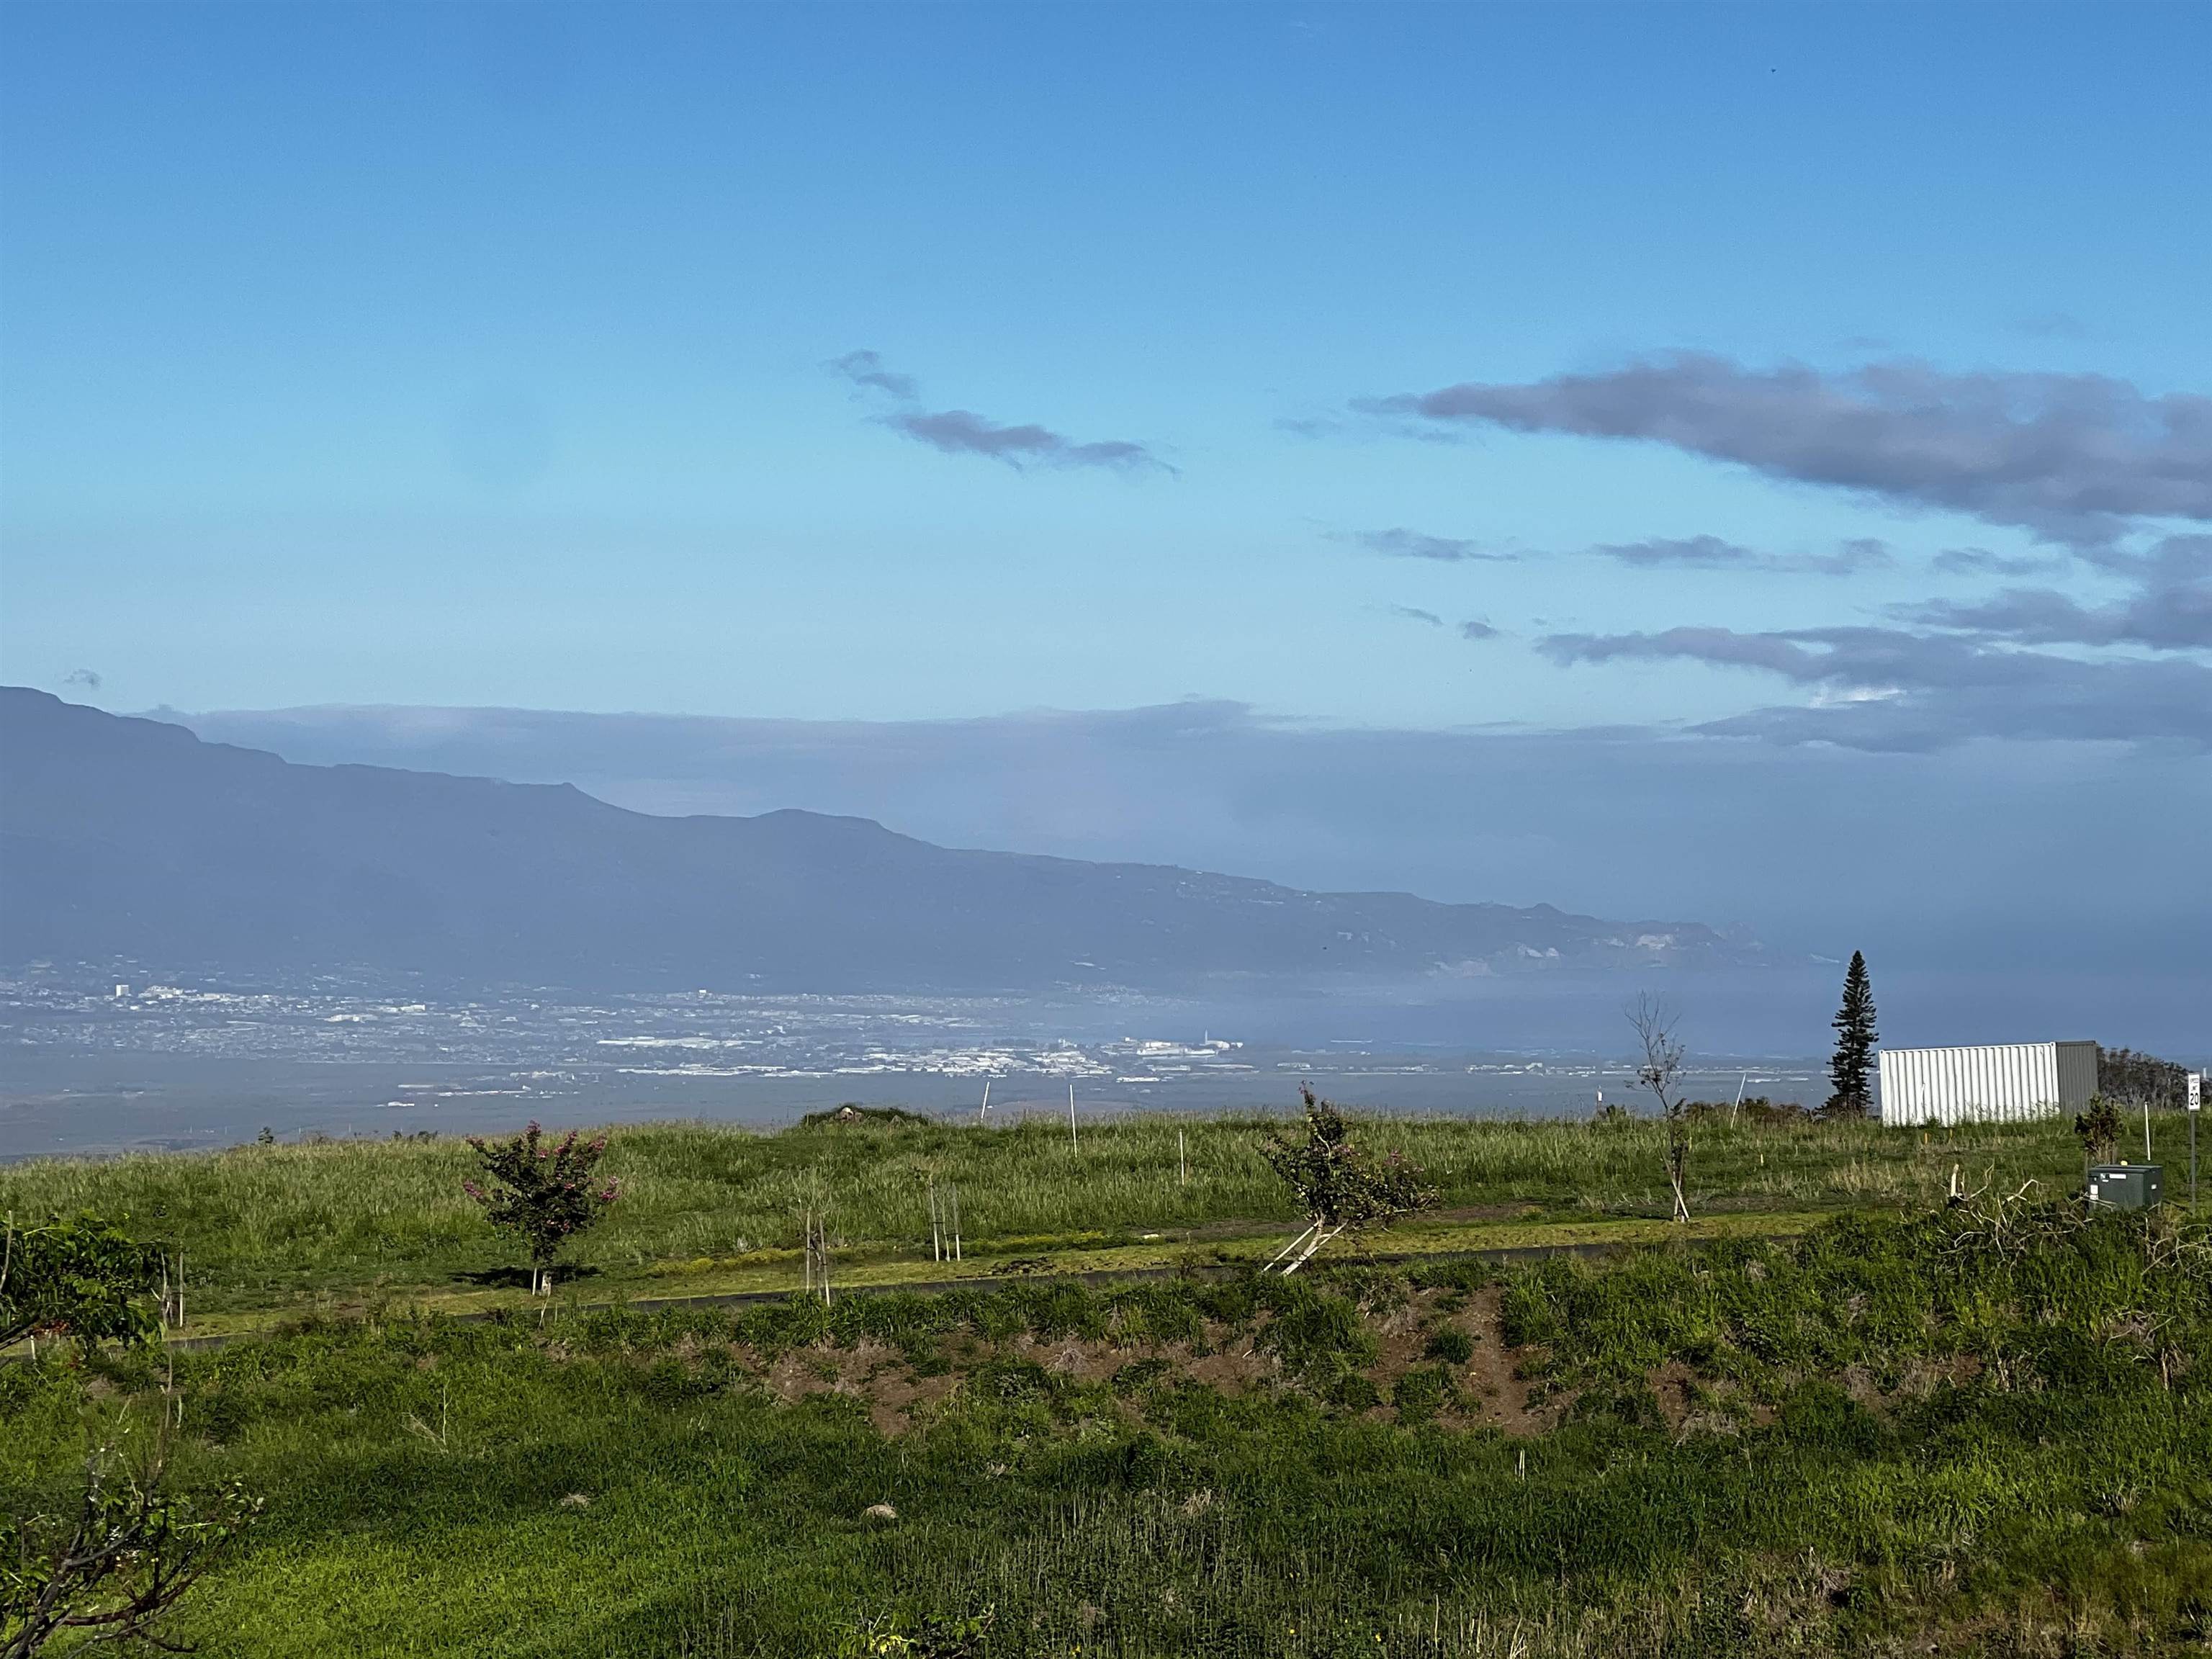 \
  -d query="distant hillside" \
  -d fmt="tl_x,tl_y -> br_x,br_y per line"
0,689 -> 1770,992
